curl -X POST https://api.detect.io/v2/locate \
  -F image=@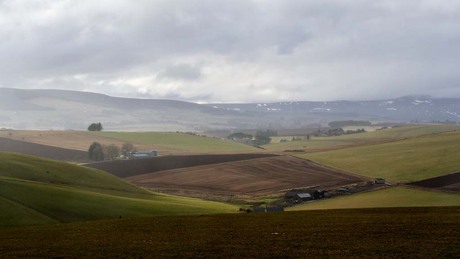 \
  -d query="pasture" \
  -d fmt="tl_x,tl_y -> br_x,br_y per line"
0,207 -> 458,258
0,130 -> 153,153
297,130 -> 460,182
265,124 -> 460,152
287,187 -> 460,211
97,131 -> 259,154
0,130 -> 259,155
